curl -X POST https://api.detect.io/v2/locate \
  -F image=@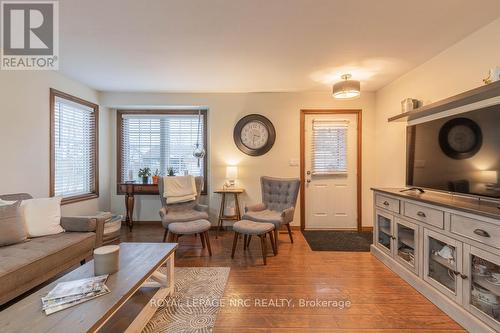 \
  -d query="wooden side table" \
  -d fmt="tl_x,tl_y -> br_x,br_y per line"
118,182 -> 159,231
214,188 -> 244,238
